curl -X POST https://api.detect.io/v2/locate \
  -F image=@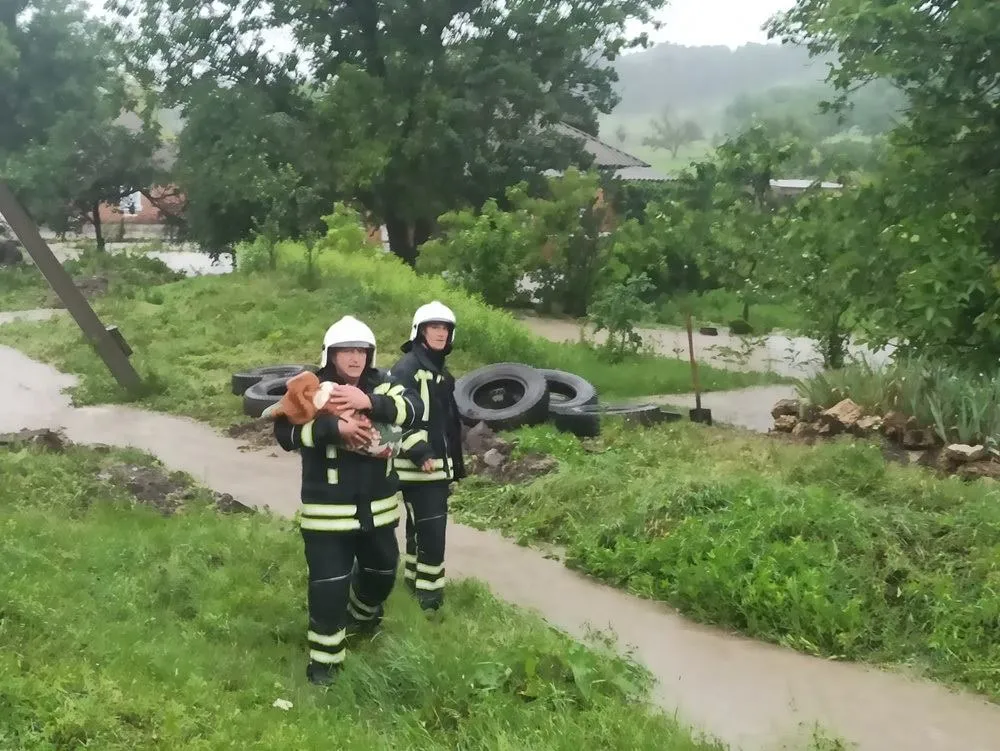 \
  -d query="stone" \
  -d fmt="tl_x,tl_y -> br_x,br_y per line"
464,421 -> 498,456
901,428 -> 937,451
944,444 -> 987,463
772,414 -> 798,432
881,411 -> 908,439
771,399 -> 801,420
483,448 -> 505,468
855,415 -> 883,435
820,398 -> 864,430
957,460 -> 1000,481
816,420 -> 840,437
792,421 -> 818,438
